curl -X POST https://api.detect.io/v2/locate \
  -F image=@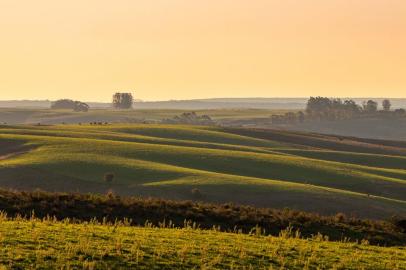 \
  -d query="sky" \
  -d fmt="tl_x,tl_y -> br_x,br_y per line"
0,0 -> 405,101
